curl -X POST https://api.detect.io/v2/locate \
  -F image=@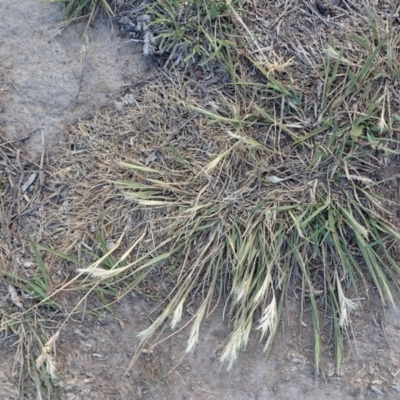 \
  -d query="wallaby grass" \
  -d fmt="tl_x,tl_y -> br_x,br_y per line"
1,0 -> 400,397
